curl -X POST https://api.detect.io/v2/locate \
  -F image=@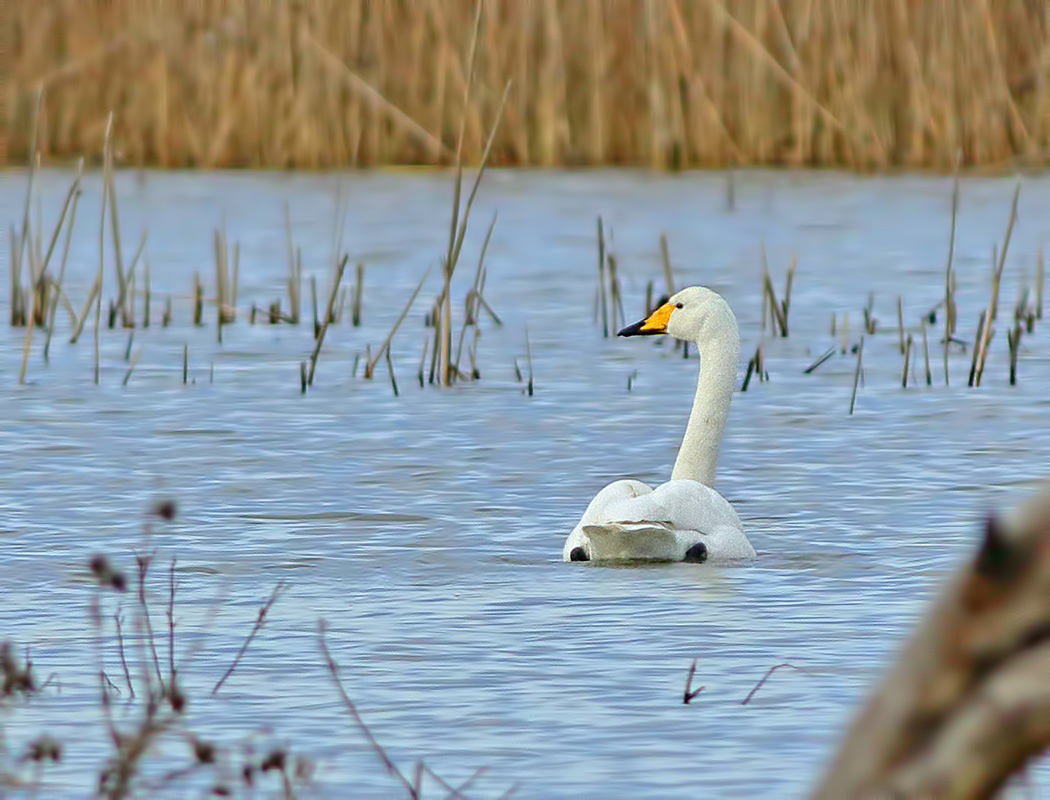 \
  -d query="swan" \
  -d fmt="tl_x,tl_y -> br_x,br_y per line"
562,286 -> 756,564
